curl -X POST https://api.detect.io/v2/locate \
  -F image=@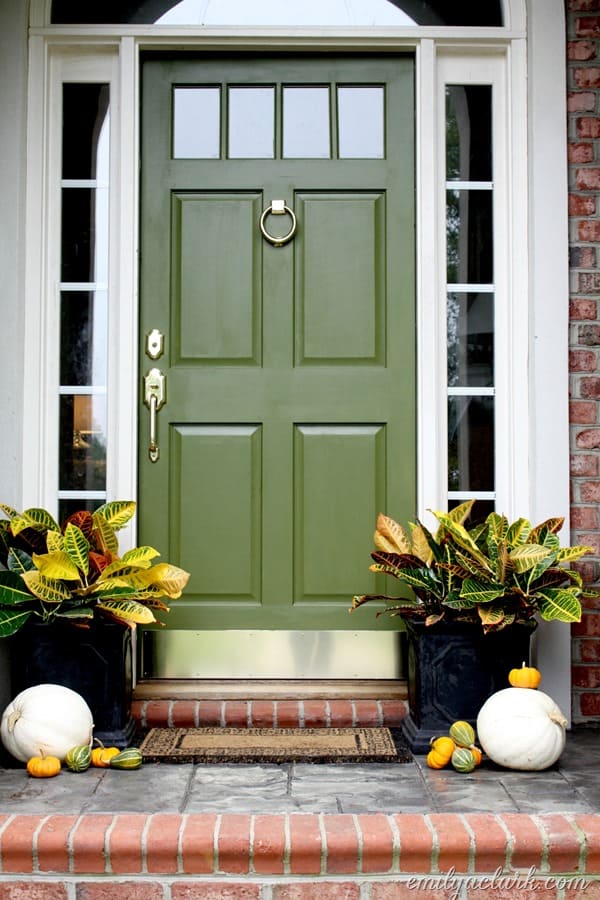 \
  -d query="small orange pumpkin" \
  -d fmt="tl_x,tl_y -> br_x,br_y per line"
426,748 -> 448,769
508,662 -> 542,689
91,741 -> 121,768
469,746 -> 483,766
429,736 -> 455,765
27,752 -> 61,778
